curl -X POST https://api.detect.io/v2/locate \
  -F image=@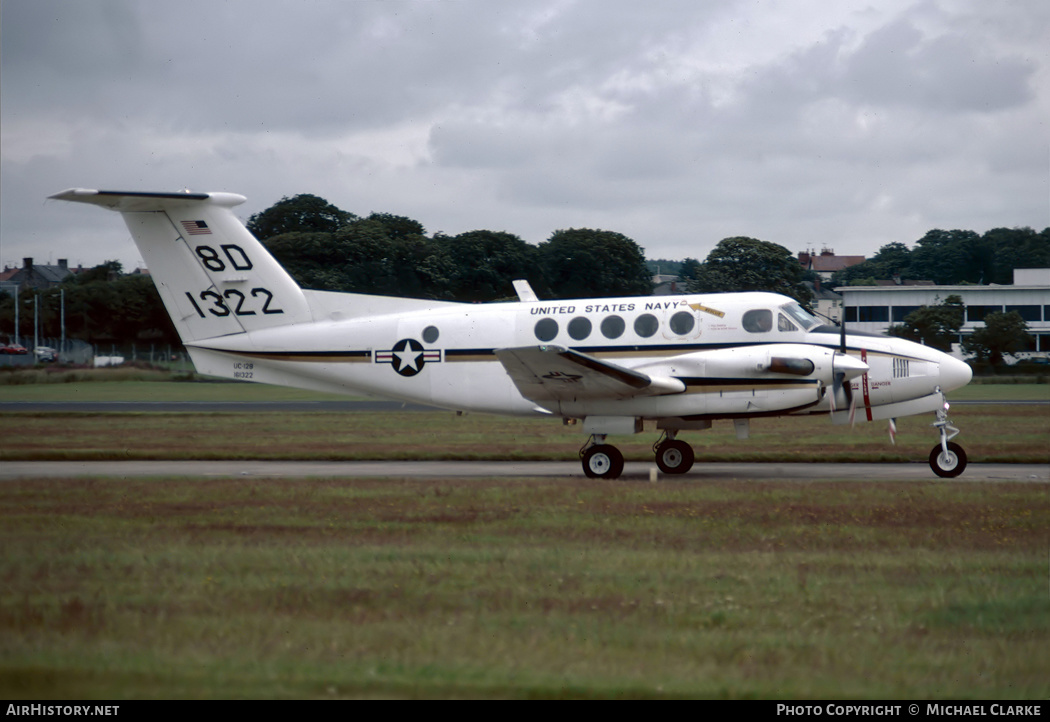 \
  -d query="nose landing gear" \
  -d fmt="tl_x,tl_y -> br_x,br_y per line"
929,391 -> 967,478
